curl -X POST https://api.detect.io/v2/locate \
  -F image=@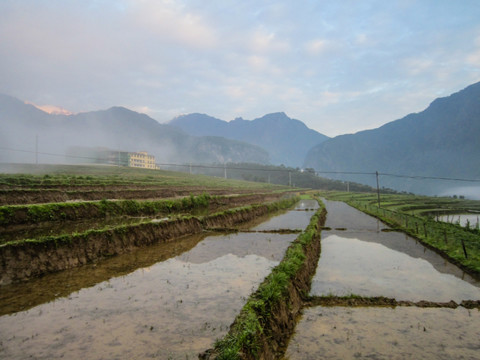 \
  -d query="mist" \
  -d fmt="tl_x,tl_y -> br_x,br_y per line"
0,94 -> 270,168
